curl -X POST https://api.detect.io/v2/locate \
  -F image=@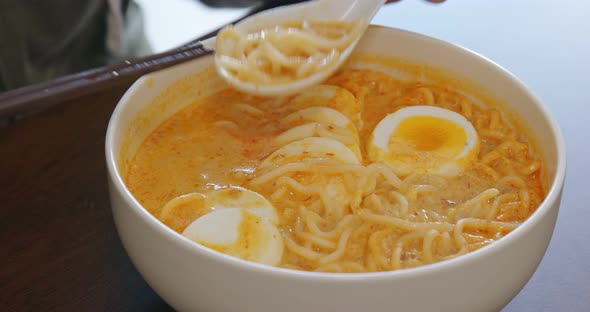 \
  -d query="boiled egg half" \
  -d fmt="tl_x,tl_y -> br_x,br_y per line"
260,137 -> 361,170
368,105 -> 479,177
183,208 -> 284,266
160,186 -> 284,266
287,85 -> 362,128
276,106 -> 362,160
